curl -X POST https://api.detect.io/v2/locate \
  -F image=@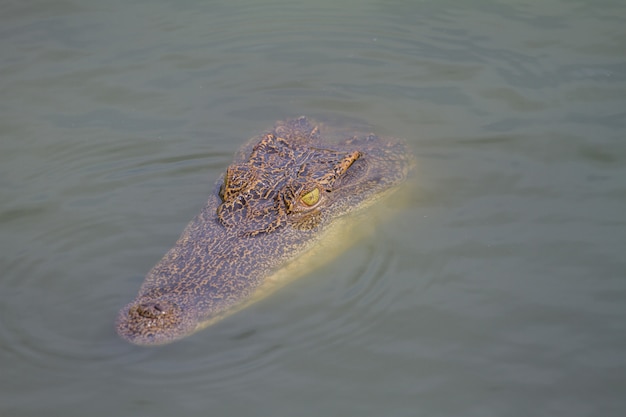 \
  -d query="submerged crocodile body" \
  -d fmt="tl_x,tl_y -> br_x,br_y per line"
116,117 -> 414,345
